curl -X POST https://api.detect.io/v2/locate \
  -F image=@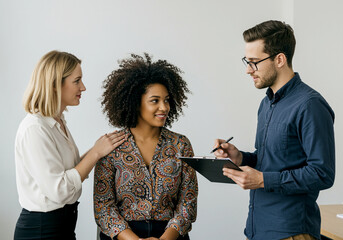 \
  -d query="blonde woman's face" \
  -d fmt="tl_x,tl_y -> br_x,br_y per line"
61,64 -> 85,110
